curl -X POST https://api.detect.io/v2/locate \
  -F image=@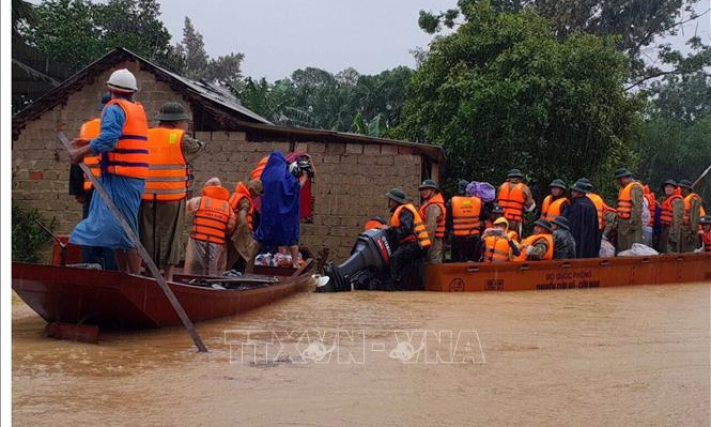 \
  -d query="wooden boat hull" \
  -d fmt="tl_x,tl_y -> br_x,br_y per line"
425,253 -> 711,292
12,262 -> 313,329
